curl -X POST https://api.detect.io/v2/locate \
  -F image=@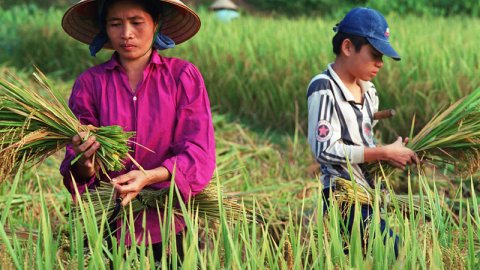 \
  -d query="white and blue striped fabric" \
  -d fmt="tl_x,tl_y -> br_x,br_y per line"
307,64 -> 379,189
